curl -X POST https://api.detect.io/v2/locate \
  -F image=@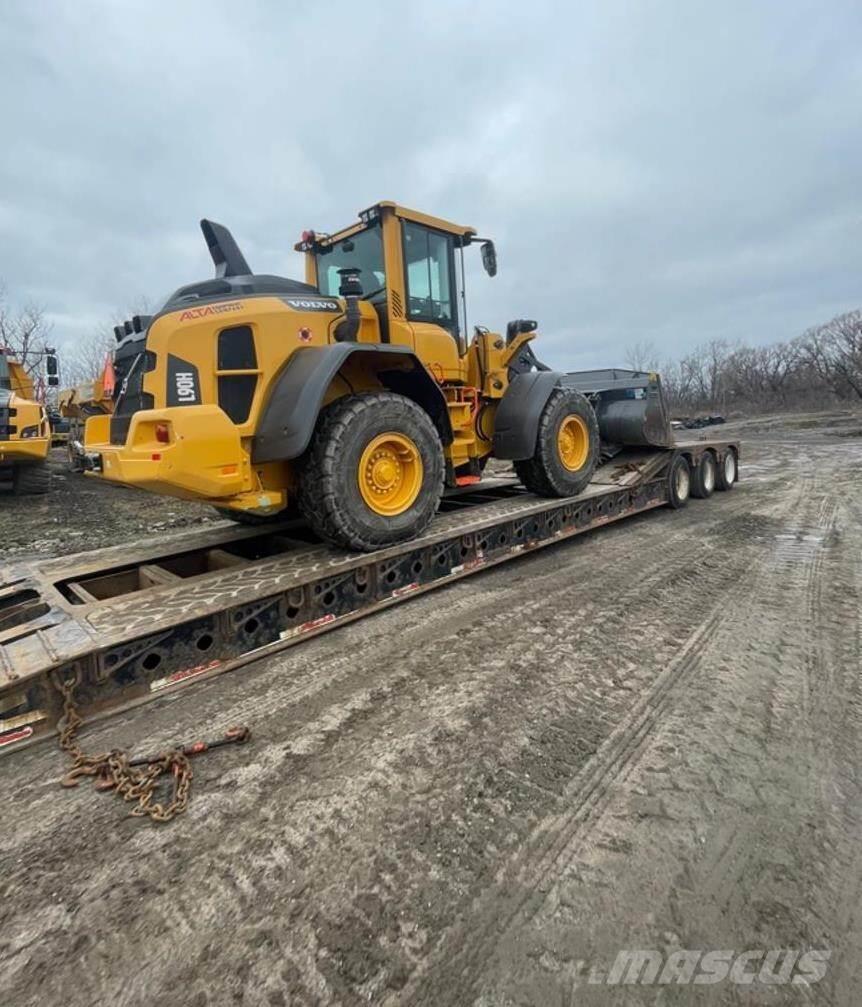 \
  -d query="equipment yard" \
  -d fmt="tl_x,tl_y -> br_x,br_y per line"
2,409 -> 862,1005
